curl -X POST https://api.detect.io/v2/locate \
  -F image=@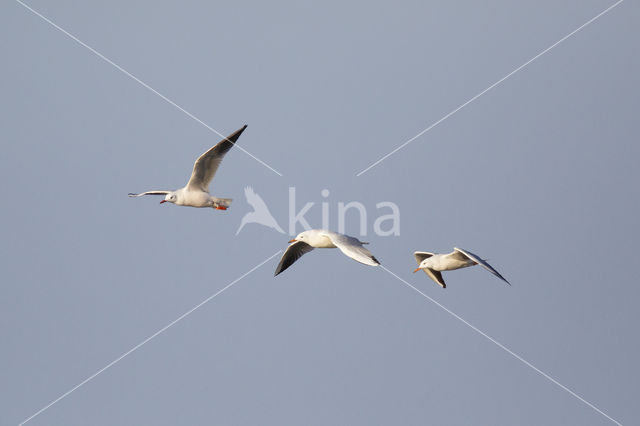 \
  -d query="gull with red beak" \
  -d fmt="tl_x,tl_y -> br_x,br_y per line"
129,125 -> 247,210
413,247 -> 510,289
275,230 -> 380,276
